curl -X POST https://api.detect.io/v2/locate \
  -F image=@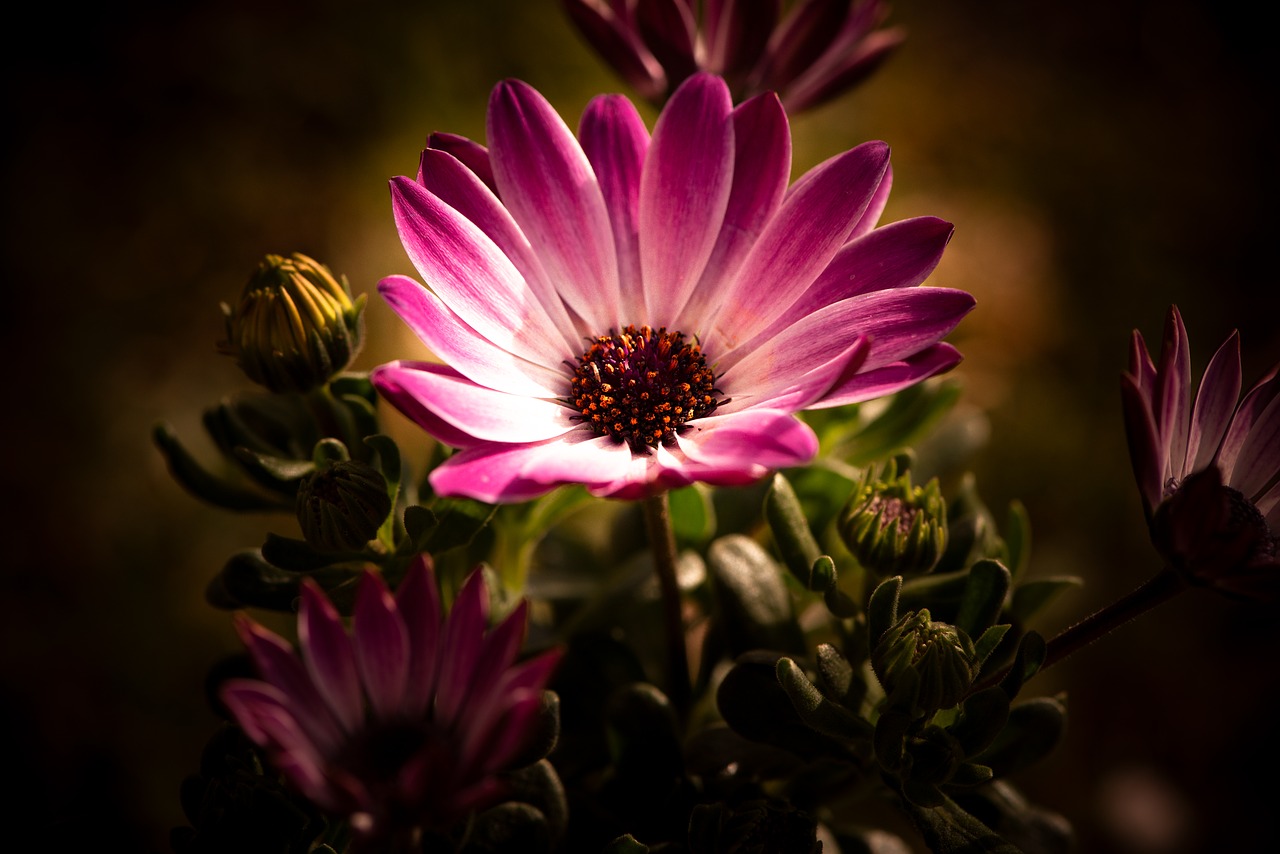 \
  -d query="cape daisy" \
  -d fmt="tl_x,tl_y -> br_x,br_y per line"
373,73 -> 973,502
